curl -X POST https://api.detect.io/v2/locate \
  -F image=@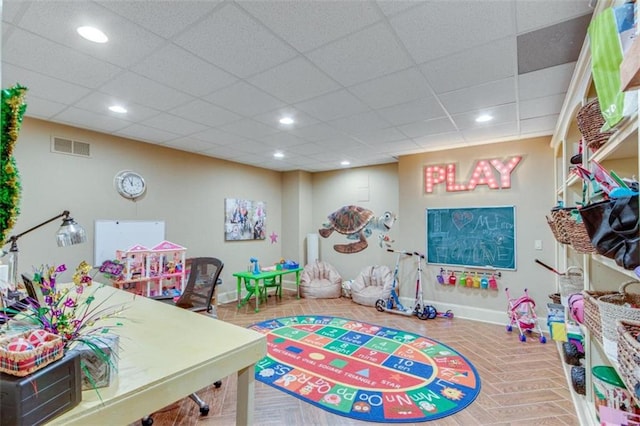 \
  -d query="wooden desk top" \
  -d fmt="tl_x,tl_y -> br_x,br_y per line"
50,285 -> 266,425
